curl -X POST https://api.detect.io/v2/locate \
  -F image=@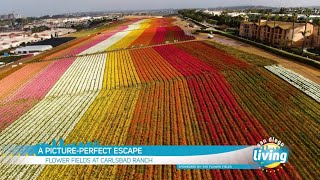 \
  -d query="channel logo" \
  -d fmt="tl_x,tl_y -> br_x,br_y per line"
253,137 -> 289,169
